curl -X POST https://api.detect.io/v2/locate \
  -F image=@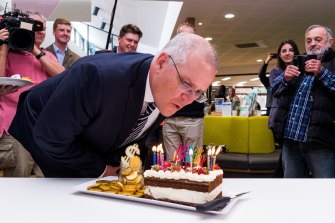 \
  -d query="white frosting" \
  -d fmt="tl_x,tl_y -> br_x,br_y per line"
144,169 -> 223,182
11,74 -> 21,79
144,184 -> 222,204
